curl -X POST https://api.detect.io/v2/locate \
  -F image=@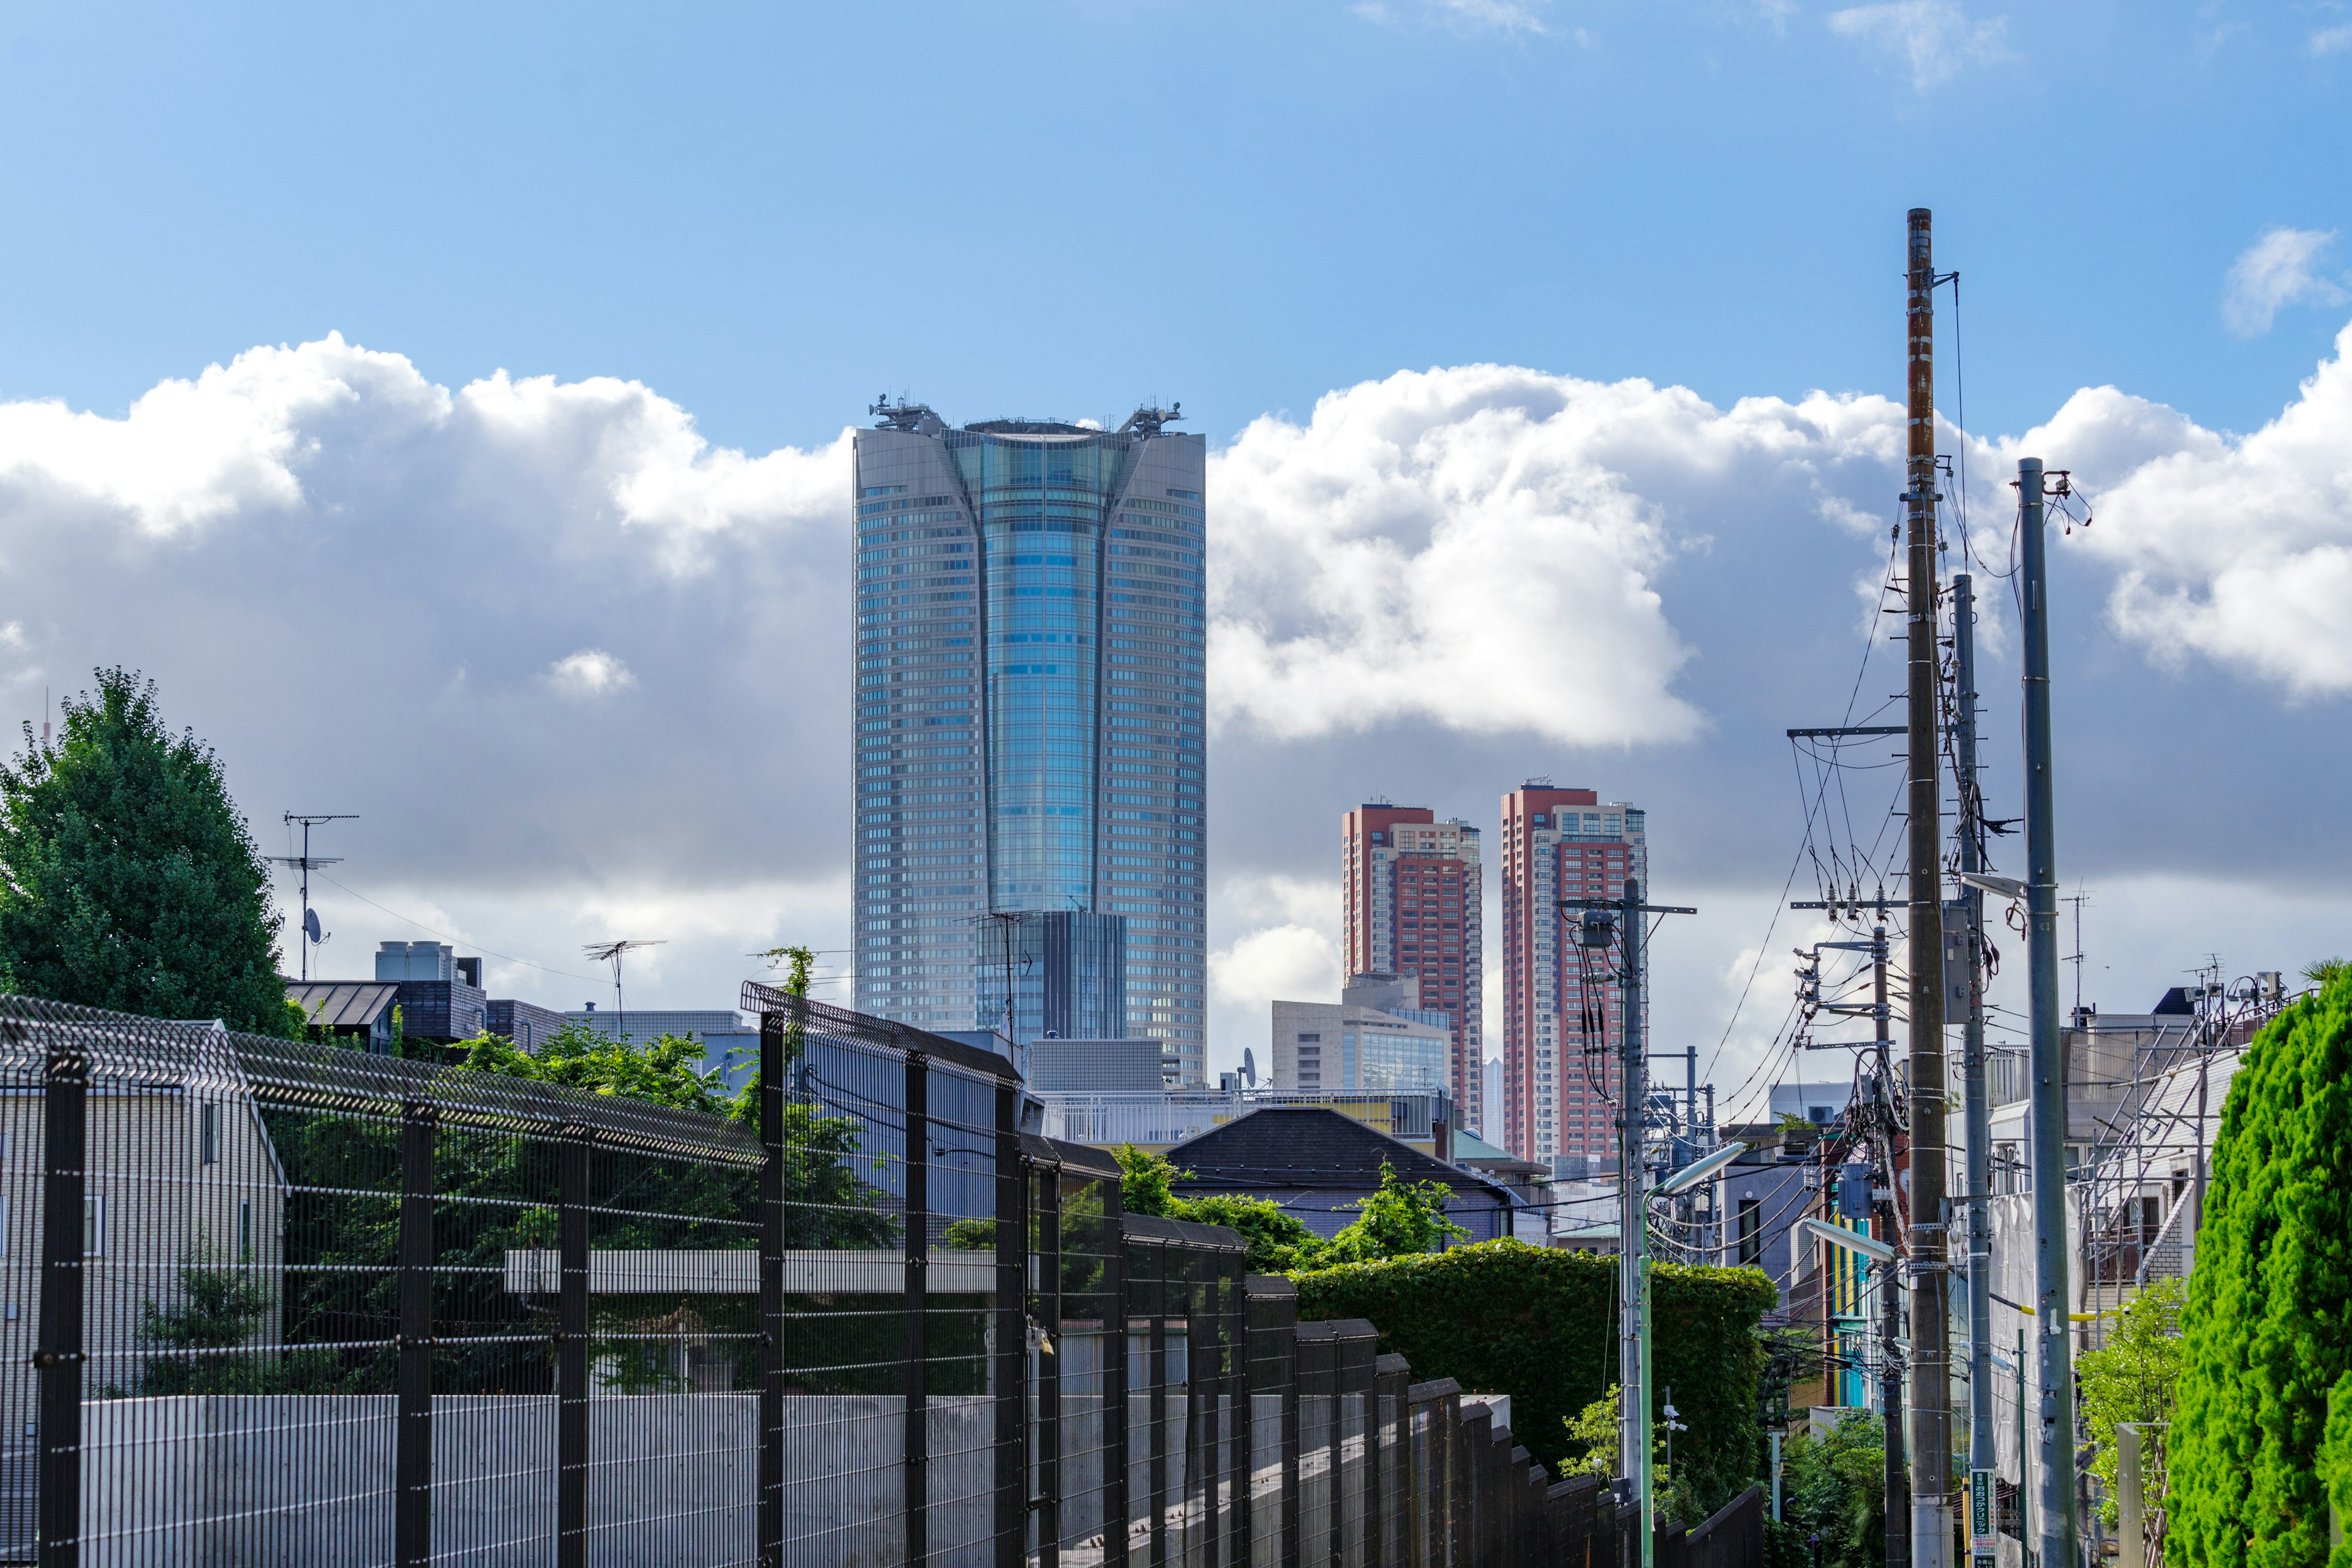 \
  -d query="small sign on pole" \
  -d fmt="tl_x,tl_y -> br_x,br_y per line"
1970,1466 -> 1997,1561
